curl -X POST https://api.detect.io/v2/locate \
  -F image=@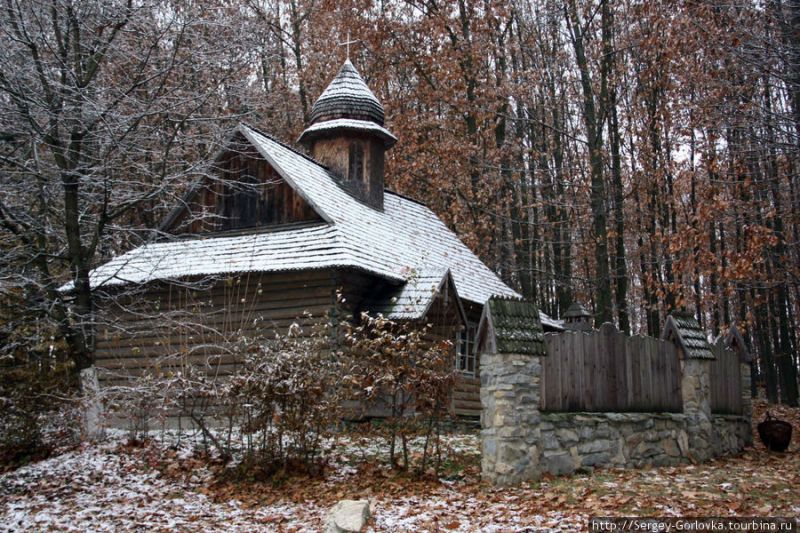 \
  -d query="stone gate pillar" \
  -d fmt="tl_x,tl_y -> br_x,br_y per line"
475,297 -> 547,486
680,358 -> 714,461
663,313 -> 715,462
